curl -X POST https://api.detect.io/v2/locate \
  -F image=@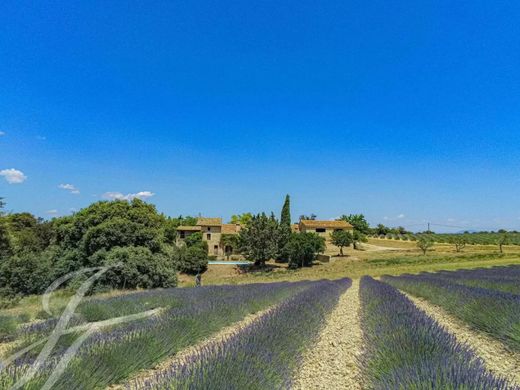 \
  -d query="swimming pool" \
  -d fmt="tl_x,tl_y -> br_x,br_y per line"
208,261 -> 252,265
